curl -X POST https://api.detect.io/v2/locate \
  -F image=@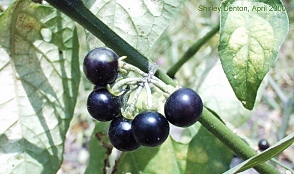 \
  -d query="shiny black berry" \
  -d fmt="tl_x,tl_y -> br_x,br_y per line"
164,88 -> 203,127
258,139 -> 270,151
87,89 -> 120,121
108,116 -> 141,151
83,47 -> 119,86
132,111 -> 169,147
